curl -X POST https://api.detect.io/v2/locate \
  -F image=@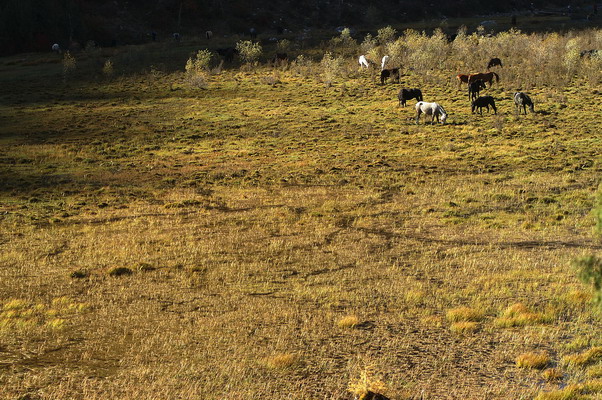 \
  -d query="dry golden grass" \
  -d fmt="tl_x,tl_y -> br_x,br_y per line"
1,25 -> 602,400
516,351 -> 552,369
564,347 -> 602,367
542,368 -> 563,382
494,303 -> 550,328
446,306 -> 485,323
337,315 -> 360,328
